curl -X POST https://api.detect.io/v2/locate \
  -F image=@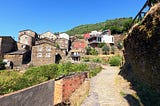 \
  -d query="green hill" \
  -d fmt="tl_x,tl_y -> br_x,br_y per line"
66,17 -> 133,36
